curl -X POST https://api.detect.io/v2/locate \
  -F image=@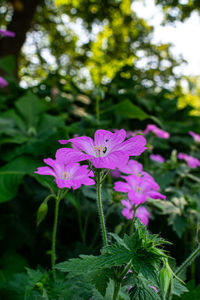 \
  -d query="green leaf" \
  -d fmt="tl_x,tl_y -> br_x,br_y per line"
170,215 -> 188,238
114,100 -> 149,120
0,156 -> 40,203
130,275 -> 161,300
173,278 -> 188,297
15,91 -> 46,127
0,56 -> 15,74
104,279 -> 115,300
